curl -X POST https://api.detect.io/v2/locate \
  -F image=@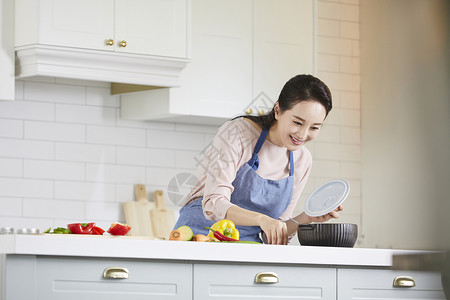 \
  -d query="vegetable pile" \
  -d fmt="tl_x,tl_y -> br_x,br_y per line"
43,222 -> 131,236
169,219 -> 261,244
